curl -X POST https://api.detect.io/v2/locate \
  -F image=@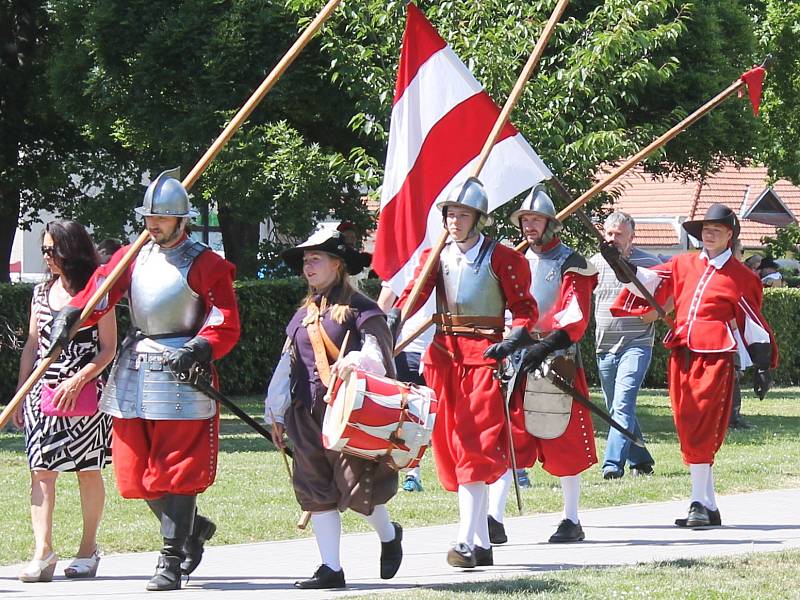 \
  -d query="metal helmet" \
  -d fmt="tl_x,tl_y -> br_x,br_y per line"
135,168 -> 198,218
435,177 -> 493,229
510,184 -> 563,245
